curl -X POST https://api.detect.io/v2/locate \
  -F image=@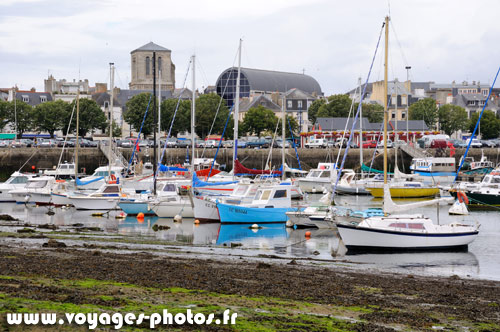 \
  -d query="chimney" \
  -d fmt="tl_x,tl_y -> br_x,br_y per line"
30,87 -> 36,92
